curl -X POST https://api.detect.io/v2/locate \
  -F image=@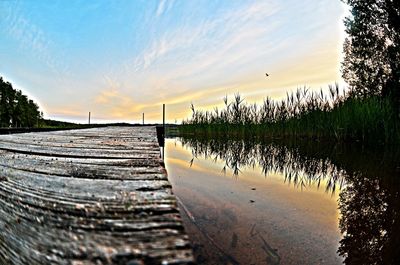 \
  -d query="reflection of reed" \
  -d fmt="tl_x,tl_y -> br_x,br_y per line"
178,135 -> 400,264
180,137 -> 347,193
